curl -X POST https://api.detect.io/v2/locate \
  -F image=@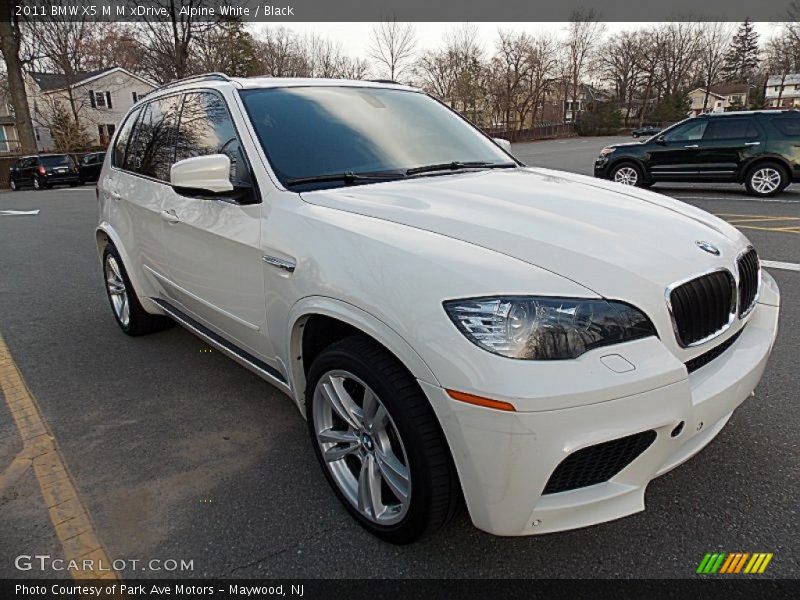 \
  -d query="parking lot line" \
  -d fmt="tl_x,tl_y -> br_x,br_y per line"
0,333 -> 119,581
761,260 -> 800,272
